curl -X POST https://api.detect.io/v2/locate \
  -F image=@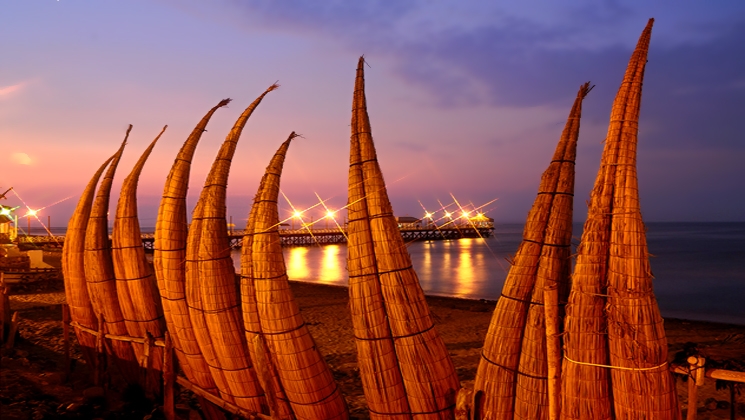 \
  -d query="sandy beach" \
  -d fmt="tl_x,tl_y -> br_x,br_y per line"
2,252 -> 744,419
